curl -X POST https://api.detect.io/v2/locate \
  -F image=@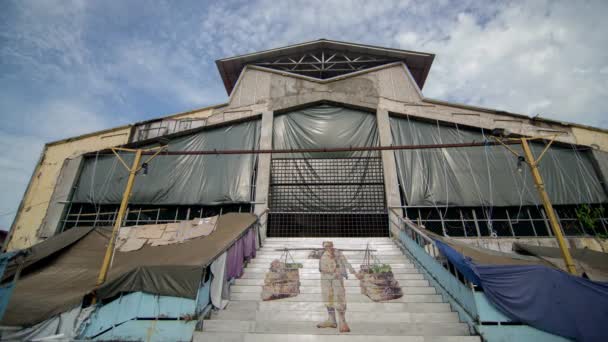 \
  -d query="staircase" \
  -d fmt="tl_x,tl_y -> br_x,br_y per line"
194,238 -> 480,342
